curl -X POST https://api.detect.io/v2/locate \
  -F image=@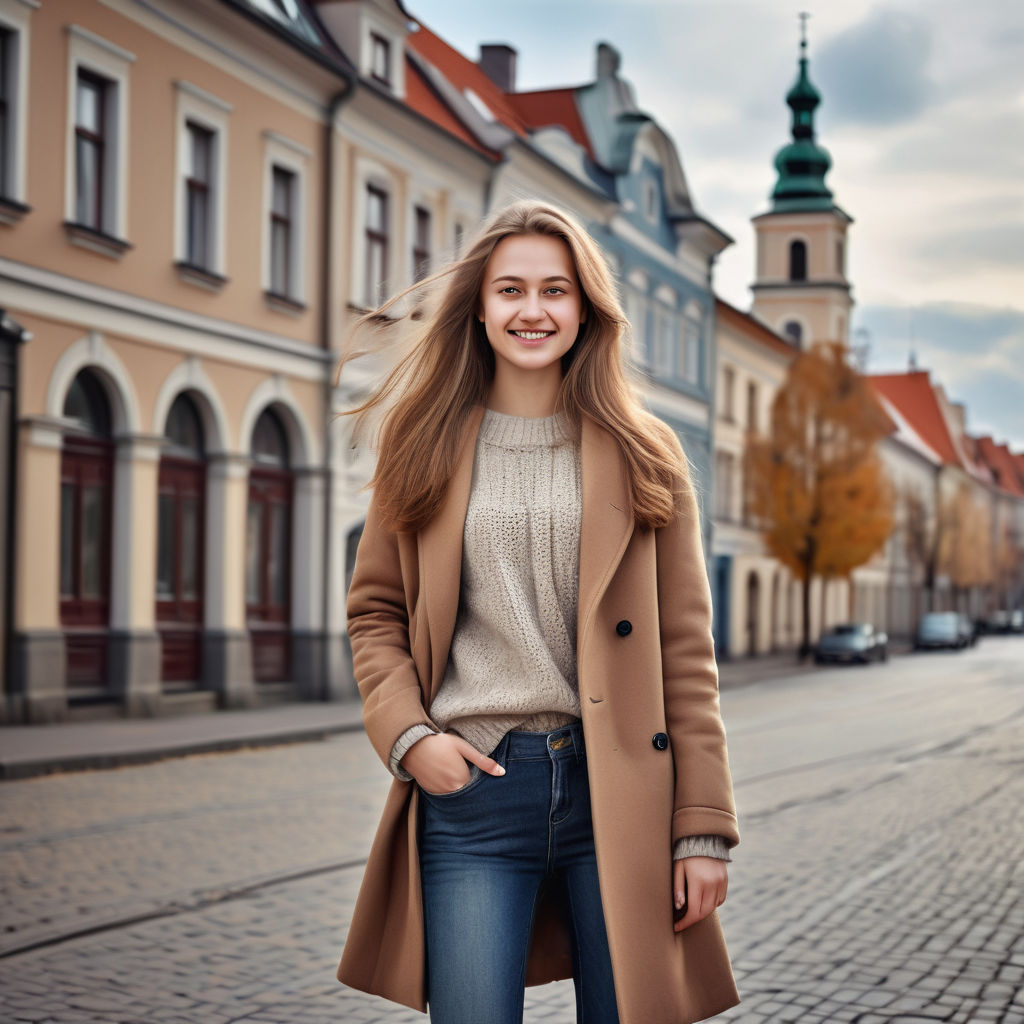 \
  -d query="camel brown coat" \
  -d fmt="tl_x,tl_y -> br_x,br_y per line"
337,407 -> 740,1024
